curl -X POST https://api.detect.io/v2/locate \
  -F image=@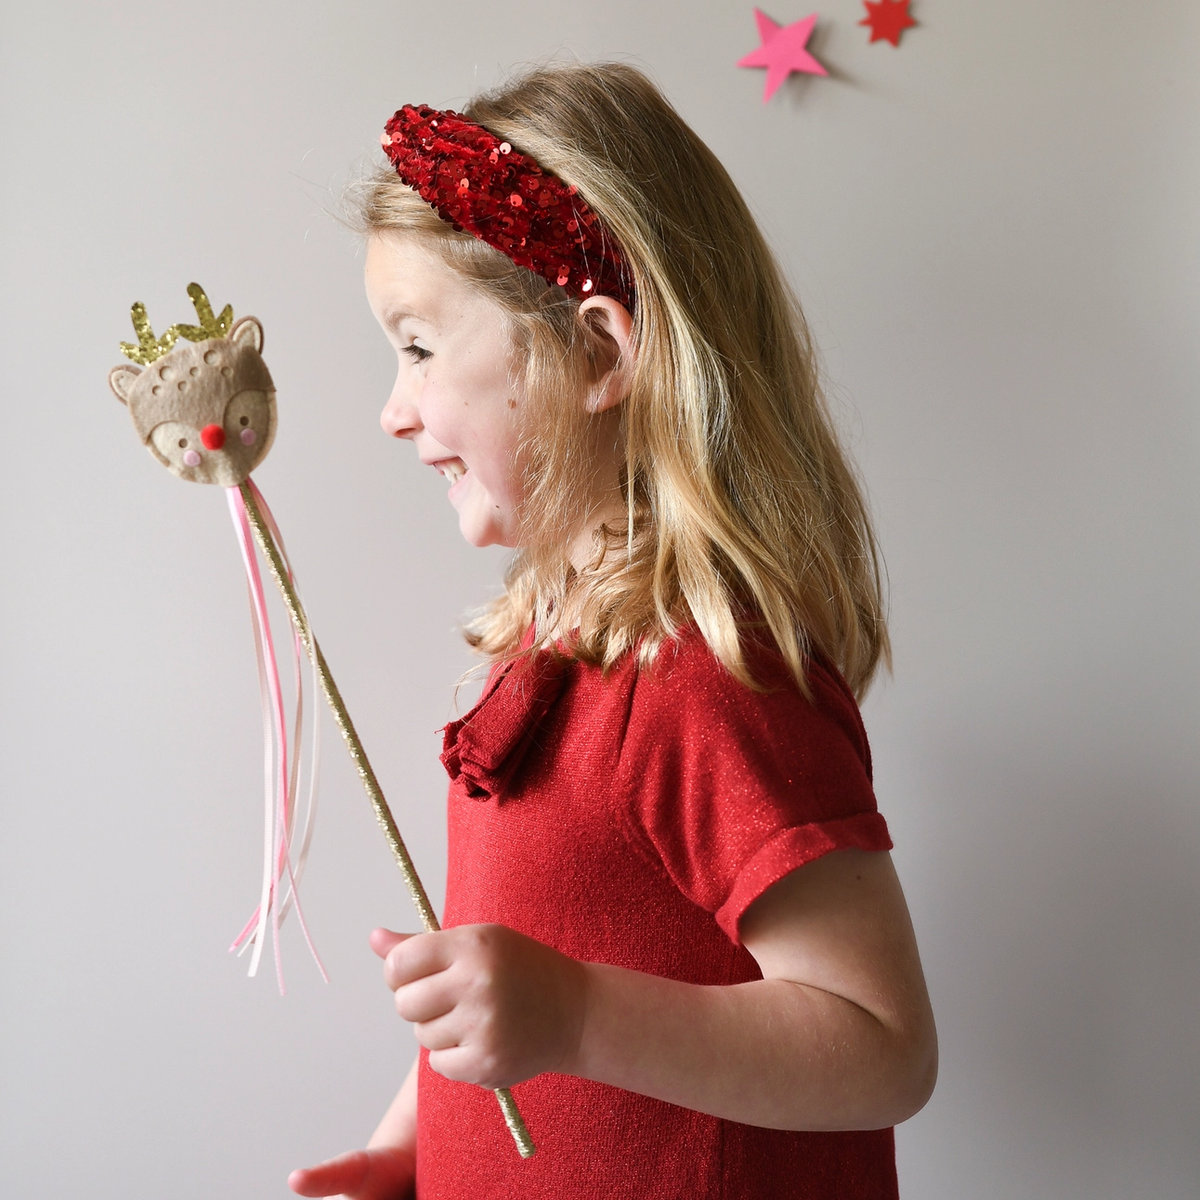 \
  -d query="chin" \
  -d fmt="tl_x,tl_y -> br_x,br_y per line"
458,516 -> 511,549
455,497 -> 521,549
